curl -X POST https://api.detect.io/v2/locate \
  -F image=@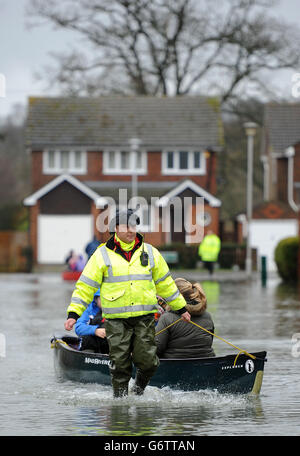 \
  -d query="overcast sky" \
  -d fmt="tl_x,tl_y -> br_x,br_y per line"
1,0 -> 300,121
